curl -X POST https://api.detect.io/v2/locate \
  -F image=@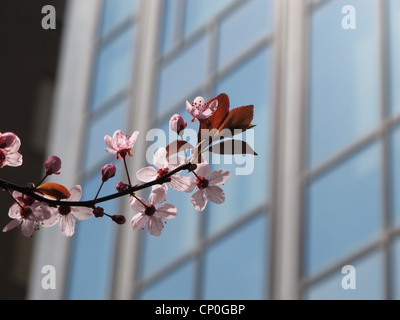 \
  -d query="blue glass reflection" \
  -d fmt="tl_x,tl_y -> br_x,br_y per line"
160,0 -> 179,54
308,0 -> 379,167
218,0 -> 272,69
91,27 -> 134,110
388,0 -> 400,115
184,0 -> 234,36
207,47 -> 270,235
390,125 -> 400,224
203,213 -> 268,299
305,250 -> 384,300
305,142 -> 382,276
391,235 -> 400,299
139,260 -> 195,300
100,0 -> 137,36
156,35 -> 208,115
83,99 -> 129,171
66,170 -> 120,299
